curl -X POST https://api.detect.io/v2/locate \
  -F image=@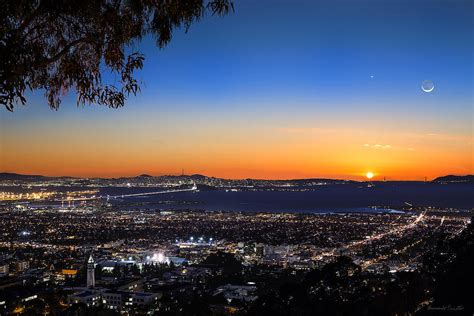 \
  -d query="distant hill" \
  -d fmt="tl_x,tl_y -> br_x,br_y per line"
433,175 -> 474,183
0,172 -> 352,185
5,172 -> 472,185
0,172 -> 49,181
0,172 -> 76,182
